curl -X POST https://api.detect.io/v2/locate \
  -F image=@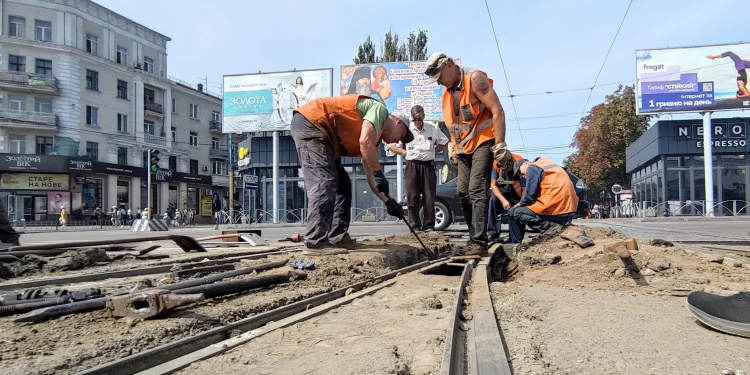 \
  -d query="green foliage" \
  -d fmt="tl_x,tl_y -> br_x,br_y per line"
565,85 -> 652,193
353,30 -> 428,63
